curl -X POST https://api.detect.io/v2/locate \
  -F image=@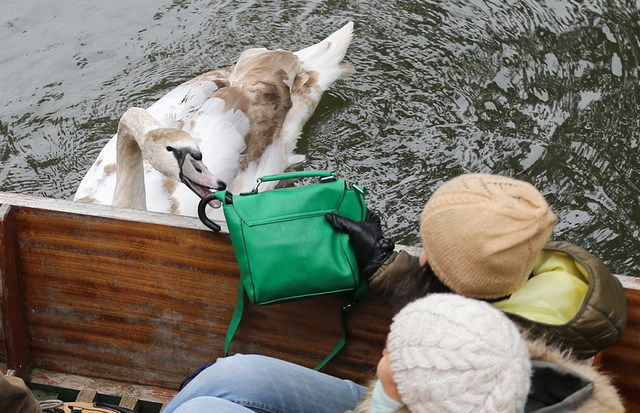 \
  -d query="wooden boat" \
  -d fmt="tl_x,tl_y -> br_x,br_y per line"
0,191 -> 638,411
